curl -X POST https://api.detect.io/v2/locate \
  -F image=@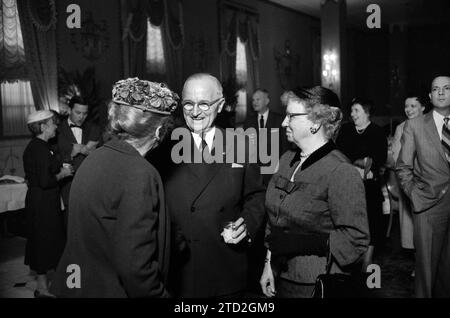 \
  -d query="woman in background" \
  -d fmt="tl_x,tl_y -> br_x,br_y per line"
23,111 -> 73,298
50,78 -> 177,298
391,95 -> 427,251
260,87 -> 369,298
336,98 -> 388,270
